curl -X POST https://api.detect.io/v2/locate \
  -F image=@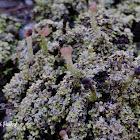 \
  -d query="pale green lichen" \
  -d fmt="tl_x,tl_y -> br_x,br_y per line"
2,0 -> 140,140
0,41 -> 11,64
